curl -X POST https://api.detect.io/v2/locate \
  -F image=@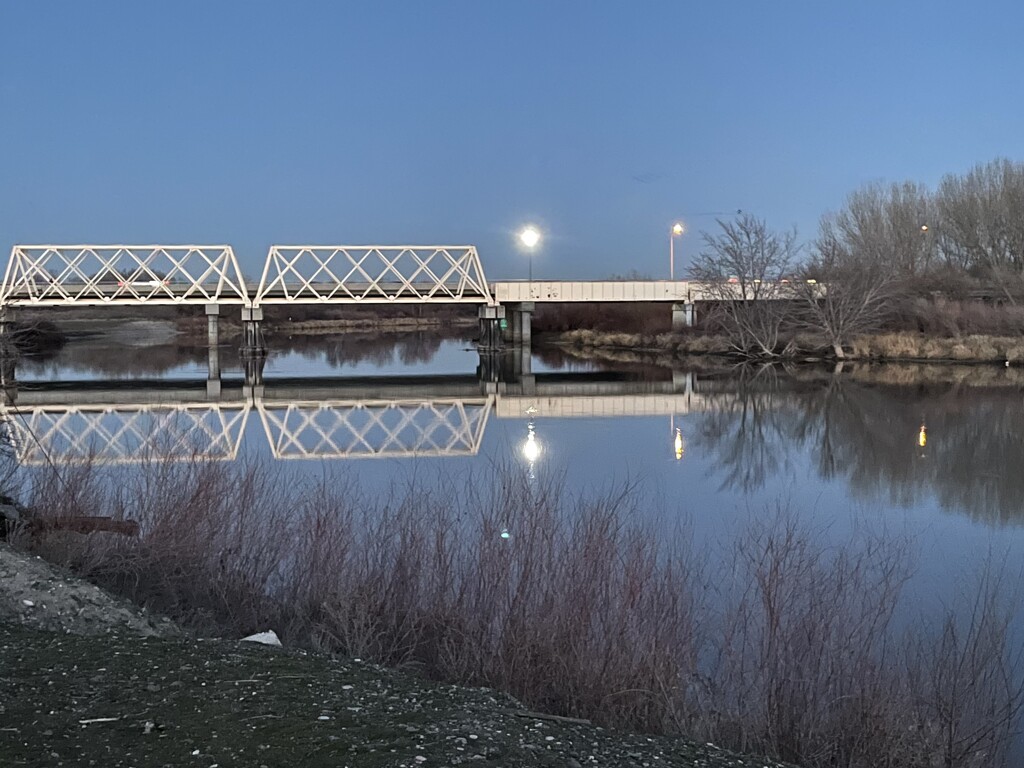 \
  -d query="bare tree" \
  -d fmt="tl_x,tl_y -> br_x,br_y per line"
801,225 -> 900,358
817,181 -> 937,279
690,214 -> 801,358
935,158 -> 1024,302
